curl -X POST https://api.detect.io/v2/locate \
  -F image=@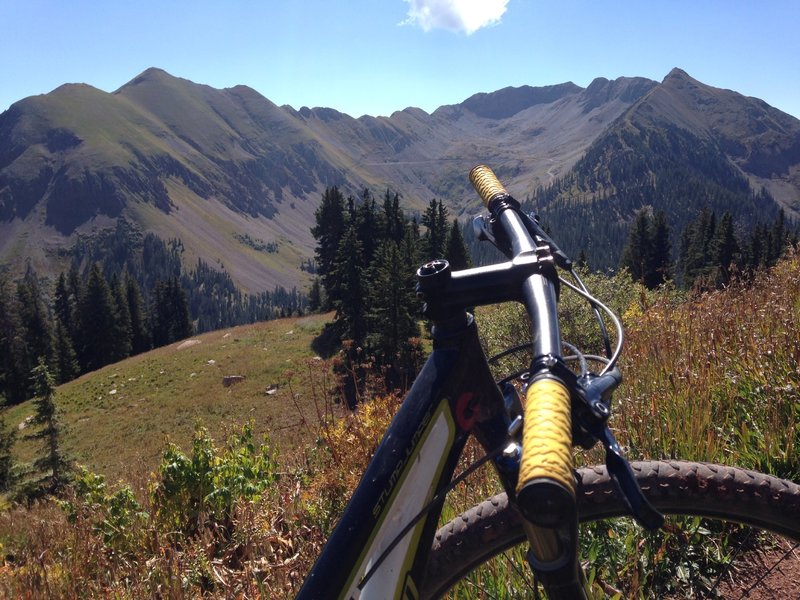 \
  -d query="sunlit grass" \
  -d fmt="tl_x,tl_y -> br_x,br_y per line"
1,254 -> 798,598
